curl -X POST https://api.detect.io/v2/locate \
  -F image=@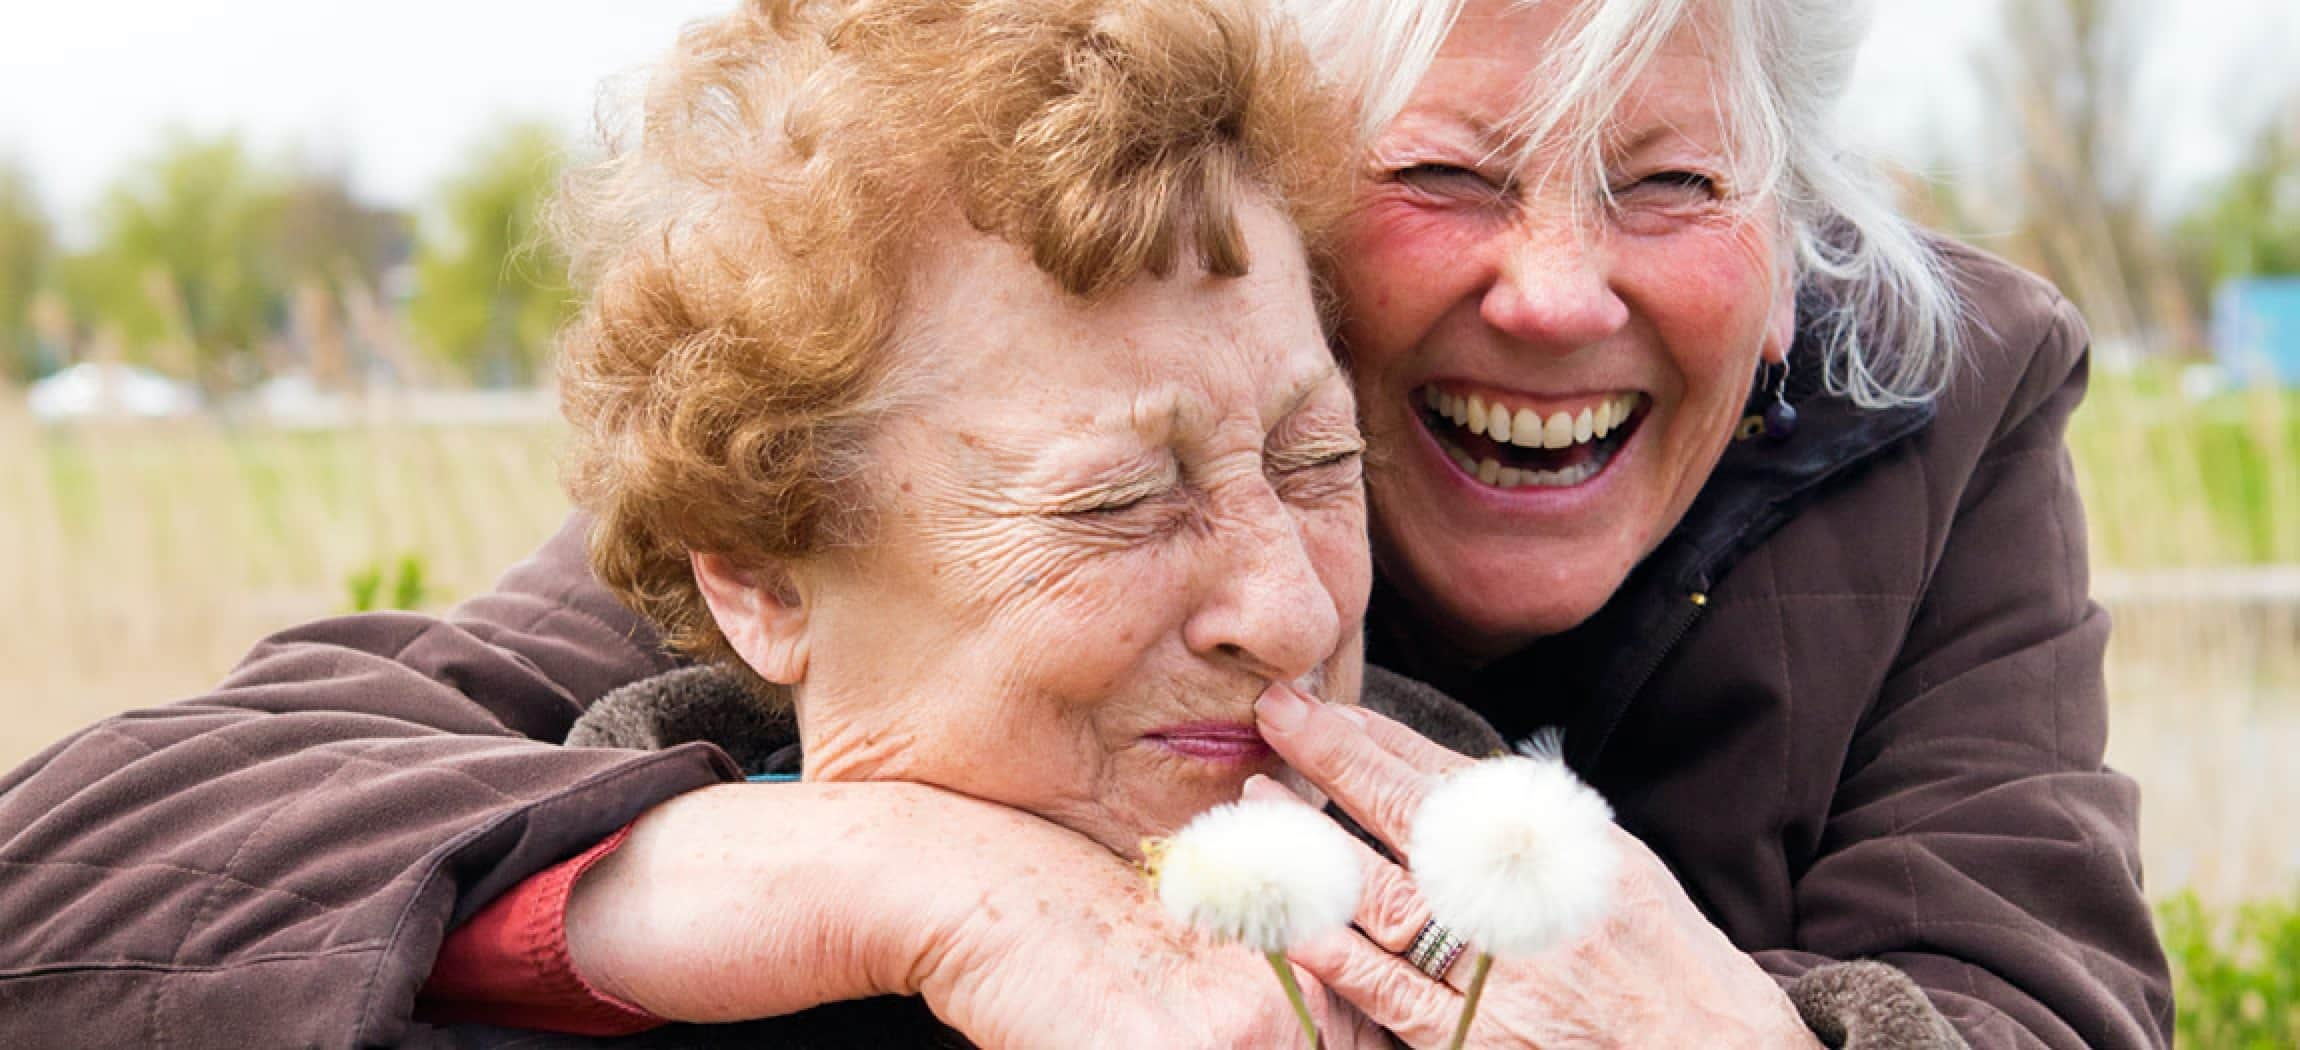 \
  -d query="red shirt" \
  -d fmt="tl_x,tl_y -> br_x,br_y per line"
415,824 -> 665,1036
